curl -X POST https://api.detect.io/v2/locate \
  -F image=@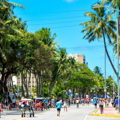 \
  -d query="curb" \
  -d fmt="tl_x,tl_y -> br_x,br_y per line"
92,113 -> 120,118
